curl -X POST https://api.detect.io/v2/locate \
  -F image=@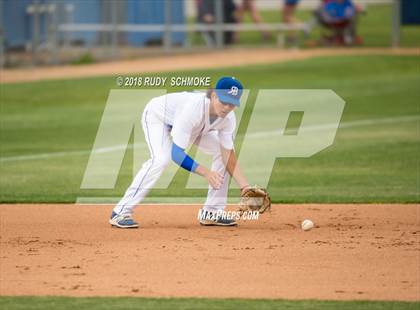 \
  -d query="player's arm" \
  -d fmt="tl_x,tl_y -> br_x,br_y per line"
218,115 -> 250,193
170,101 -> 223,189
220,146 -> 249,194
171,143 -> 223,189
